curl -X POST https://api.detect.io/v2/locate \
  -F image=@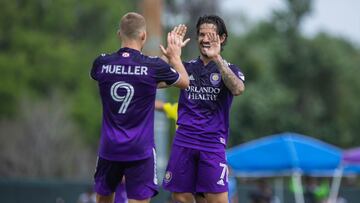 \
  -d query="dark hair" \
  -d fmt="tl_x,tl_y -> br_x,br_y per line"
196,15 -> 228,49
